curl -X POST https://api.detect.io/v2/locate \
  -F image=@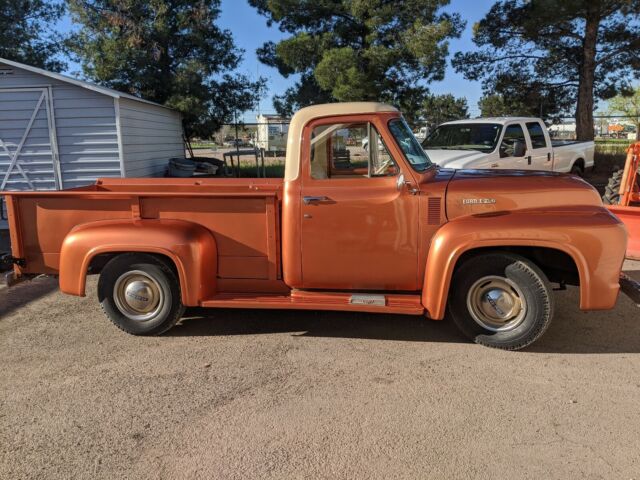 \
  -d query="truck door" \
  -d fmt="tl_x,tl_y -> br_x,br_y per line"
497,122 -> 529,169
299,116 -> 419,291
525,121 -> 553,171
